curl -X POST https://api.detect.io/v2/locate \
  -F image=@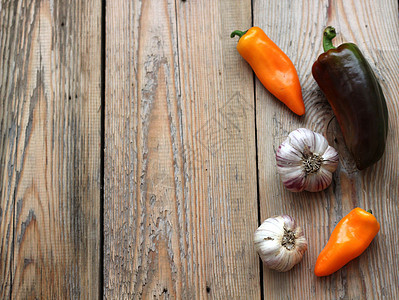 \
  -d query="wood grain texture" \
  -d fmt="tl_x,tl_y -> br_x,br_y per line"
2,0 -> 397,298
177,1 -> 259,298
104,0 -> 260,298
0,0 -> 101,298
254,0 -> 399,299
